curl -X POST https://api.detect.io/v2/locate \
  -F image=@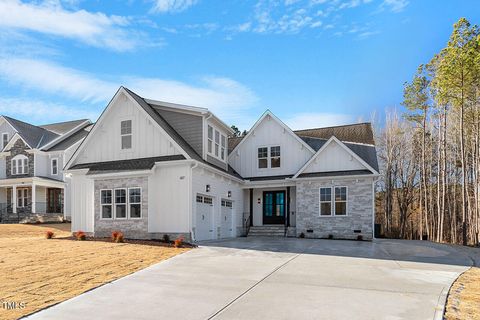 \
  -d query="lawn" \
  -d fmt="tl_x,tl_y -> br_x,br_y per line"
0,223 -> 189,320
445,267 -> 480,320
